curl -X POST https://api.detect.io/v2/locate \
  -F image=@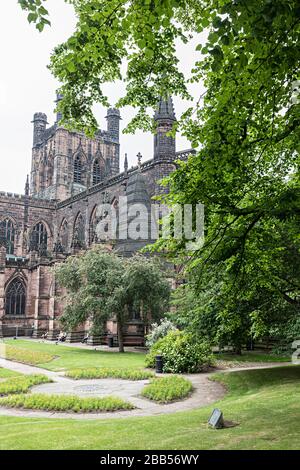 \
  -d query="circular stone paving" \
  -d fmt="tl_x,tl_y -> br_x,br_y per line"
74,384 -> 105,394
0,356 -> 231,420
31,377 -> 149,400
